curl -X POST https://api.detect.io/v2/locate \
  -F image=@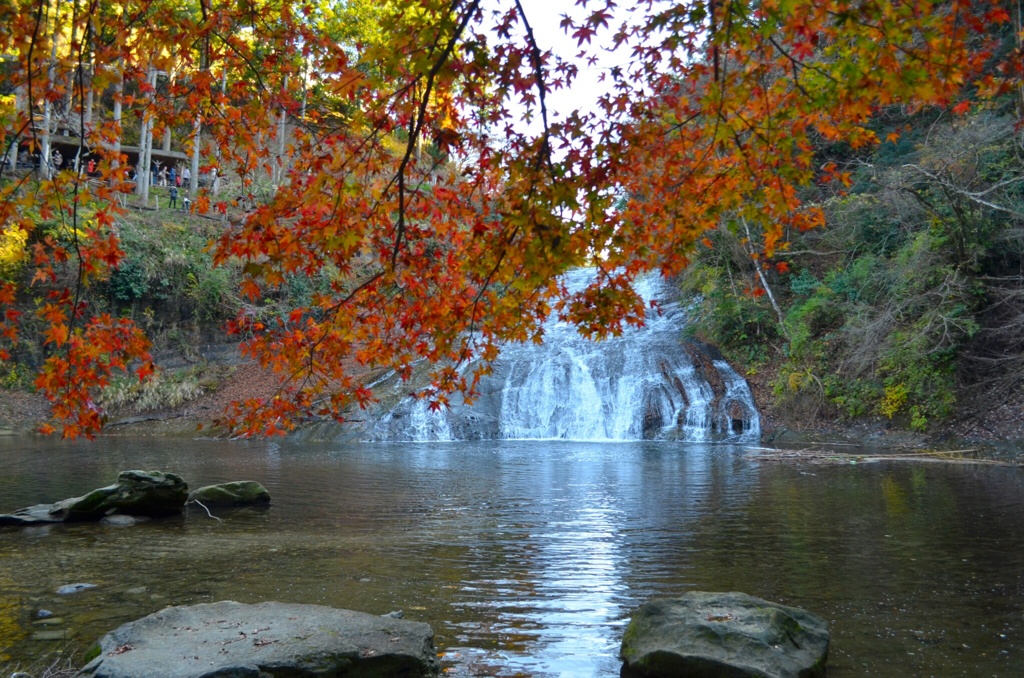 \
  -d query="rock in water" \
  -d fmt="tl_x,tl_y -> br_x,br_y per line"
79,600 -> 440,678
620,592 -> 829,678
0,503 -> 63,526
55,470 -> 188,521
0,471 -> 188,526
187,481 -> 271,507
101,514 -> 150,527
